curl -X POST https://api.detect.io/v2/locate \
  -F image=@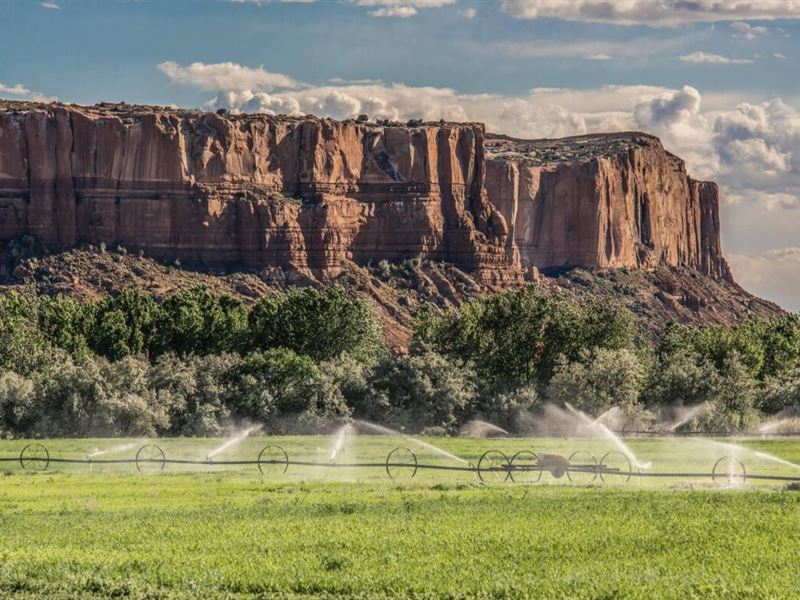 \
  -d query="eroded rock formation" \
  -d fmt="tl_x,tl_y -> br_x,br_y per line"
0,101 -> 729,283
484,132 -> 730,280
